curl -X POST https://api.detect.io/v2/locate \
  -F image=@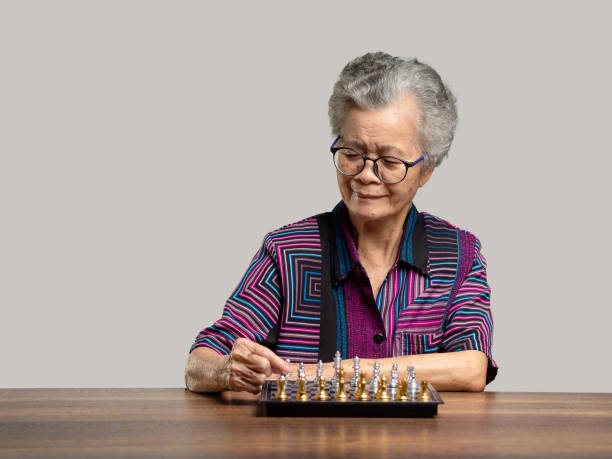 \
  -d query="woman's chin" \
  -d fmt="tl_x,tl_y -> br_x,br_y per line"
346,200 -> 387,222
